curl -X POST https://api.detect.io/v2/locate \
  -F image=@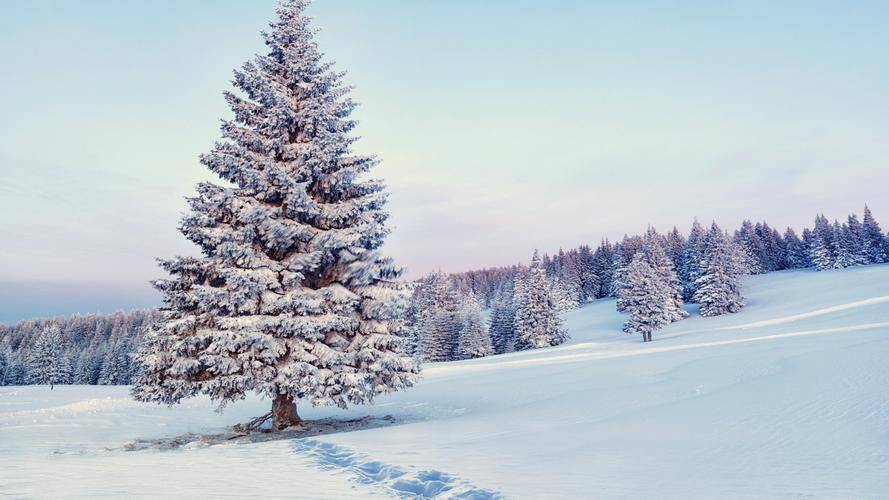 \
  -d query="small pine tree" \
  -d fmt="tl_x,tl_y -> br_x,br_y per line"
4,359 -> 26,386
416,273 -> 462,362
0,348 -> 8,385
681,219 -> 706,301
693,224 -> 744,316
458,294 -> 492,359
782,227 -> 809,269
620,254 -> 671,342
642,228 -> 688,324
514,252 -> 568,349
832,220 -> 861,269
577,245 -> 601,303
27,325 -> 71,389
811,214 -> 836,270
592,240 -> 615,299
549,277 -> 580,313
734,220 -> 765,274
489,295 -> 517,354
612,235 -> 645,307
861,205 -> 887,264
